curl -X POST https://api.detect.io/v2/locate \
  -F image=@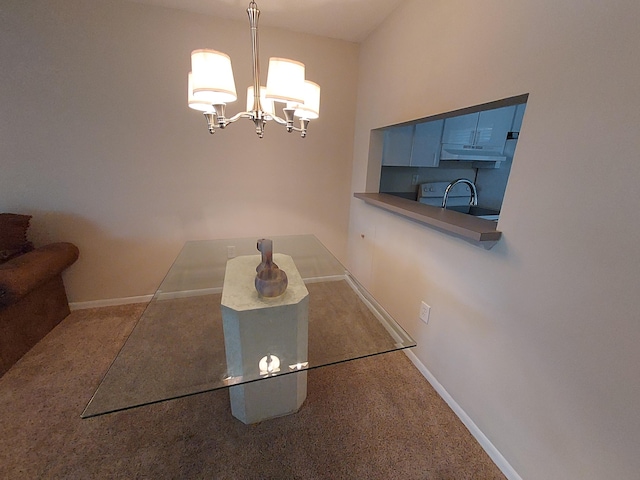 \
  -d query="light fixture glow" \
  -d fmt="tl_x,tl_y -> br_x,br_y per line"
259,354 -> 281,375
187,1 -> 320,138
